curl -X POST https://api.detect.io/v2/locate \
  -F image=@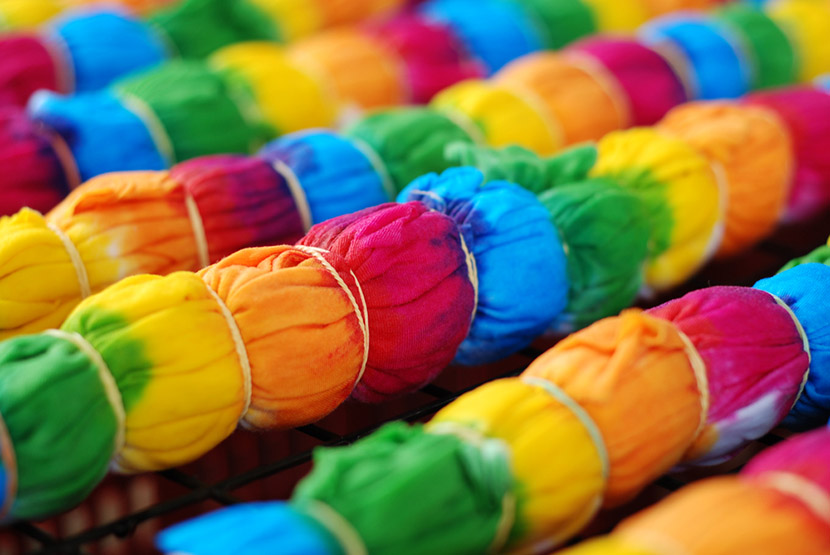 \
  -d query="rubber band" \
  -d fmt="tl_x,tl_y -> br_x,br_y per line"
304,501 -> 368,555
47,223 -> 91,298
565,52 -> 633,128
767,292 -> 811,407
39,31 -> 75,94
201,285 -> 252,420
458,234 -> 479,322
294,246 -> 369,386
349,137 -> 397,201
272,160 -> 313,232
502,82 -> 565,149
672,327 -> 710,439
700,159 -> 728,263
647,39 -> 699,101
0,411 -> 17,520
117,91 -> 176,166
44,330 -> 125,457
183,192 -> 210,268
759,471 -> 830,526
439,107 -> 487,146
